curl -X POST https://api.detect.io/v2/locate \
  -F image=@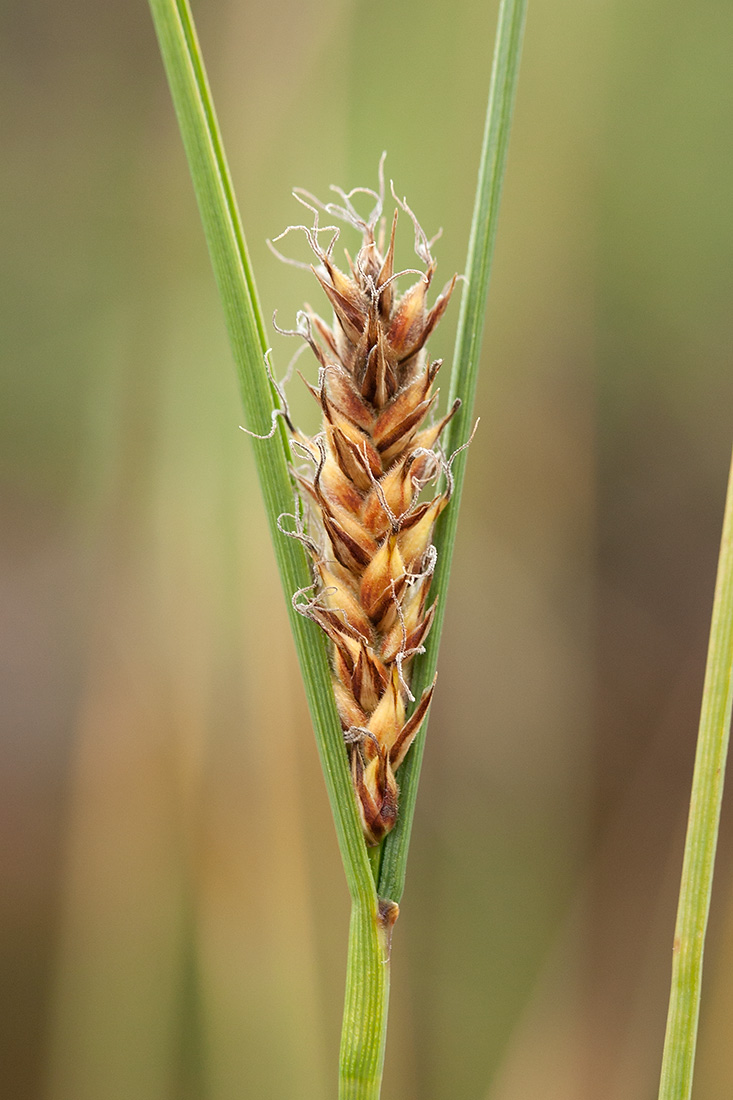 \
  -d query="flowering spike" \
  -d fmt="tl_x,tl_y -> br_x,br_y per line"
275,166 -> 459,844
